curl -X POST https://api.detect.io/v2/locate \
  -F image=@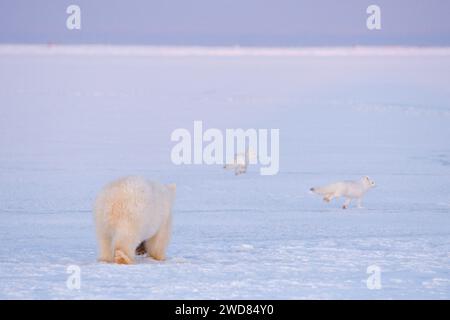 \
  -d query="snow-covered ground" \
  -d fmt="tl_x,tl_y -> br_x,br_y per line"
0,46 -> 449,299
